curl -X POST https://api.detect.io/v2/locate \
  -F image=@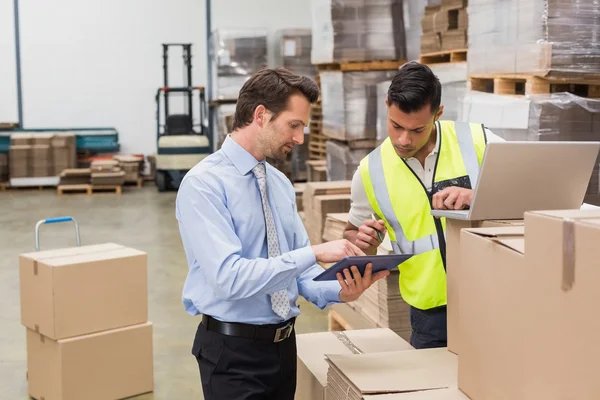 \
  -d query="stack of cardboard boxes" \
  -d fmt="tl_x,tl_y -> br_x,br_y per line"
90,160 -> 126,186
302,181 -> 351,245
113,155 -> 142,184
452,209 -> 600,399
421,0 -> 467,54
0,152 -> 8,182
8,133 -> 76,179
19,243 -> 153,399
